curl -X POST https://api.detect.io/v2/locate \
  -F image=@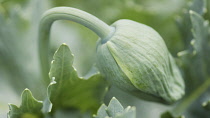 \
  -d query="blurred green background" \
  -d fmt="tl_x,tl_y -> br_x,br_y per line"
0,0 -> 210,118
